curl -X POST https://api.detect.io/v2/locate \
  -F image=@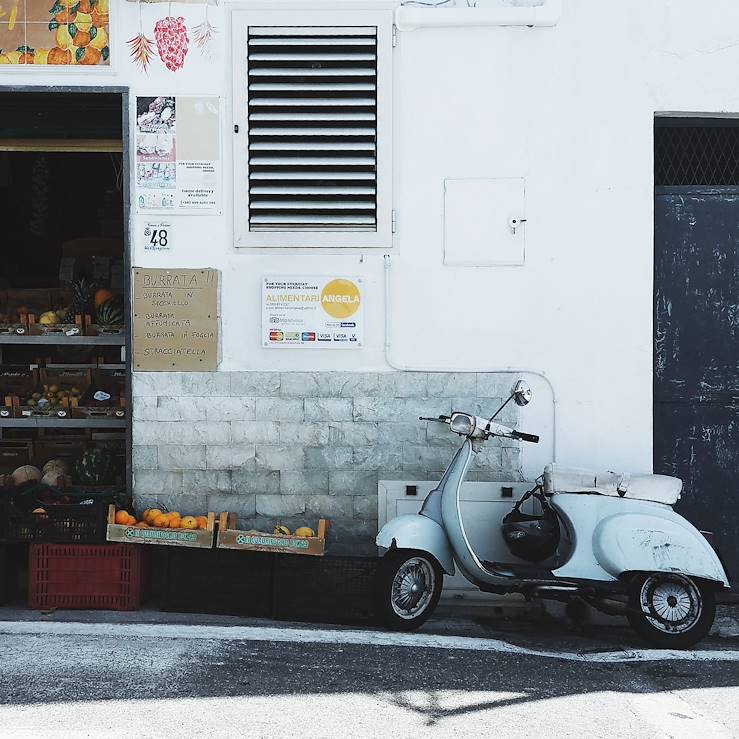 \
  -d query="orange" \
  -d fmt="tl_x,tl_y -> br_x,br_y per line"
126,514 -> 137,526
145,509 -> 162,525
153,513 -> 169,528
168,511 -> 181,519
94,288 -> 114,309
195,516 -> 209,530
114,510 -> 130,525
142,509 -> 151,521
135,521 -> 149,528
168,516 -> 182,529
180,516 -> 197,530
